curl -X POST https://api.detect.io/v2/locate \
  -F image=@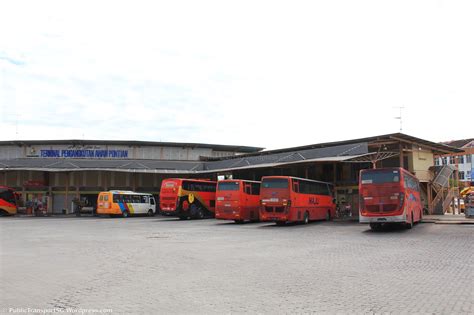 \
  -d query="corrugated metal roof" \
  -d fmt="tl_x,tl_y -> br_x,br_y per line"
0,142 -> 370,173
0,158 -> 205,173
0,133 -> 461,174
0,139 -> 264,153
205,142 -> 368,171
210,133 -> 462,159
